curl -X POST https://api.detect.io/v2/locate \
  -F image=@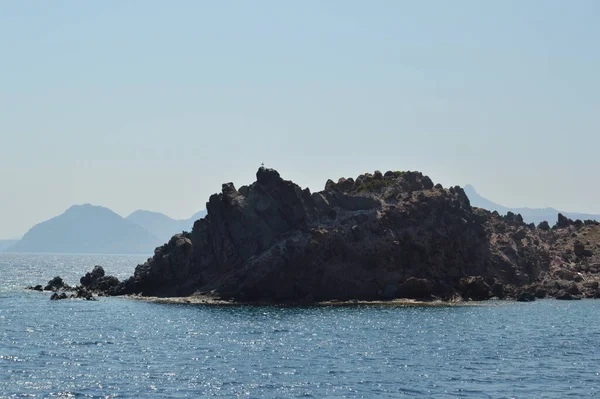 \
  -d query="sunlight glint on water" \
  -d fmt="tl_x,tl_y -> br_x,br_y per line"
1,253 -> 599,398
